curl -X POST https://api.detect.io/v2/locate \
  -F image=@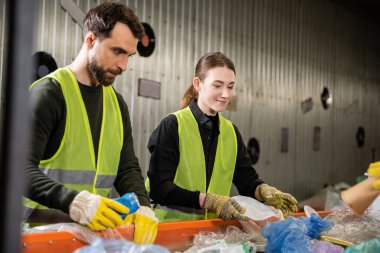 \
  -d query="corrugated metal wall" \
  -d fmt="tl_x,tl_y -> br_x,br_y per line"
2,0 -> 380,200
